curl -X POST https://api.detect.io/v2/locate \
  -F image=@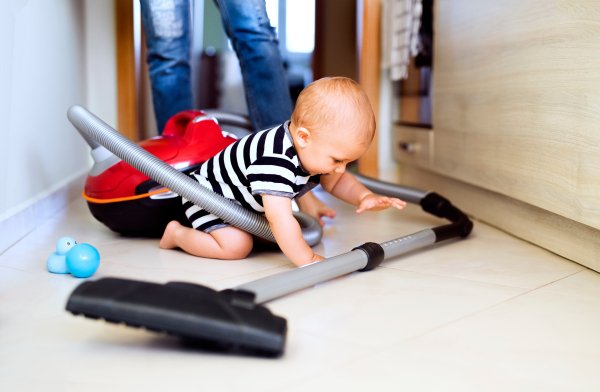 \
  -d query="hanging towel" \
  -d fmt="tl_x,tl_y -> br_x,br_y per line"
382,0 -> 423,81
